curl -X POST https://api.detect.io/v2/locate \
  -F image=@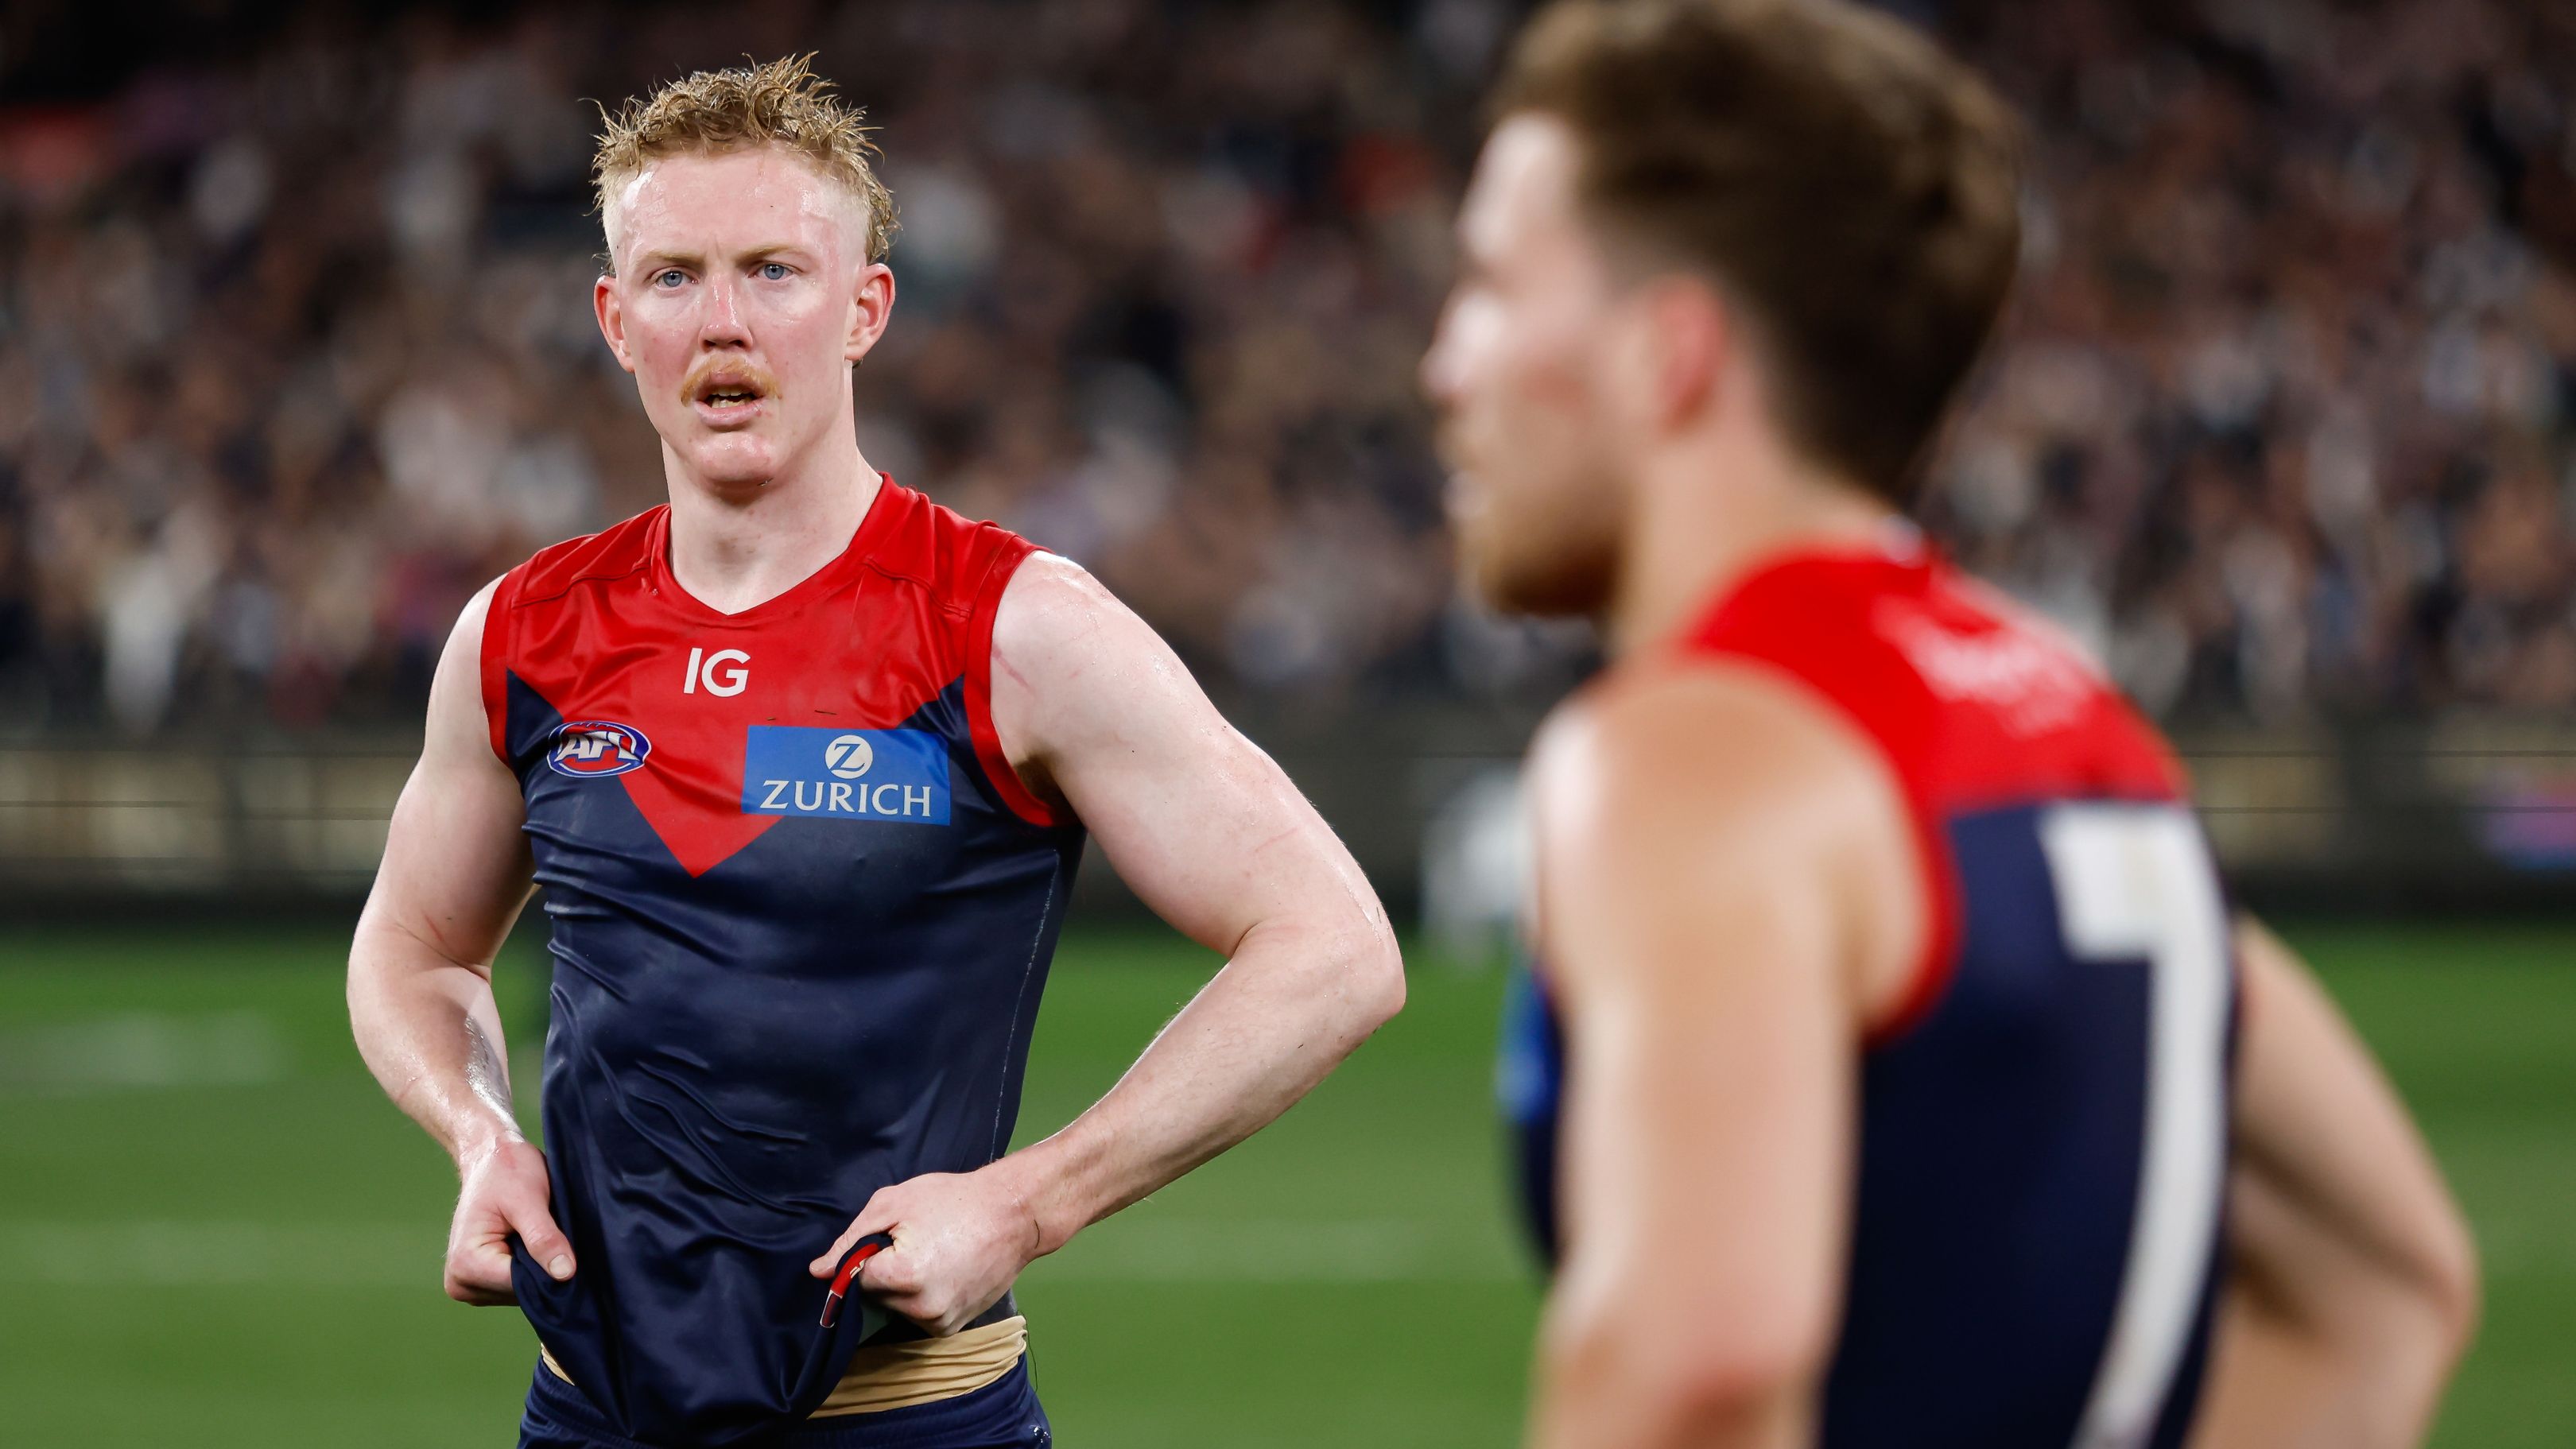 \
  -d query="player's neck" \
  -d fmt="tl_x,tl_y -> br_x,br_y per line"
1604,432 -> 1898,658
661,428 -> 881,617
